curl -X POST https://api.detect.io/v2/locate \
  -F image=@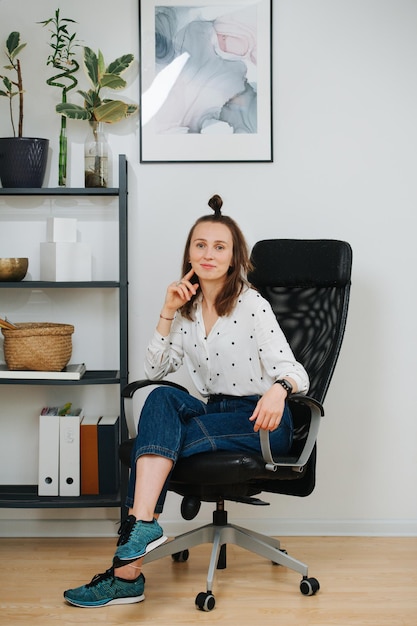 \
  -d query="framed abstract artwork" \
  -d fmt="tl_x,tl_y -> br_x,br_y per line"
139,0 -> 273,162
